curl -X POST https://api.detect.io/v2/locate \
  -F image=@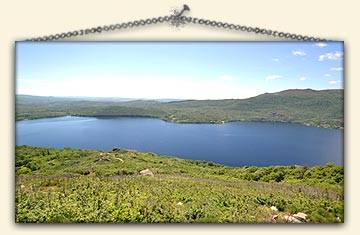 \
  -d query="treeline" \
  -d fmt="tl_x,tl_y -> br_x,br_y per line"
16,89 -> 344,129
